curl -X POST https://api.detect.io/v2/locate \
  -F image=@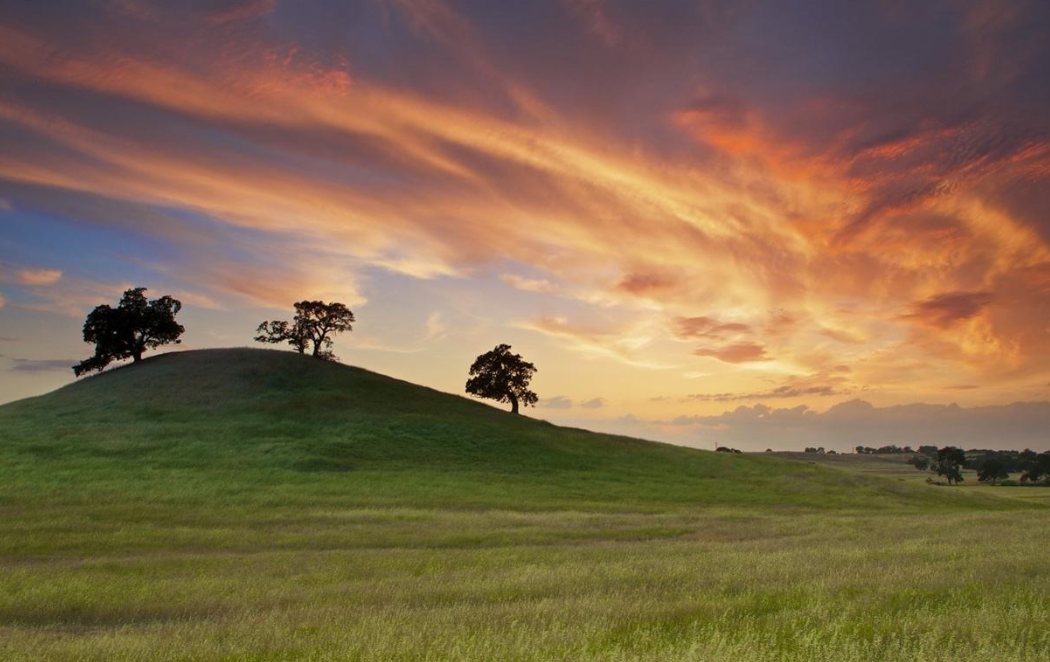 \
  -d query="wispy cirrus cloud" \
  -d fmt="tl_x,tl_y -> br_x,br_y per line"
538,395 -> 605,411
15,268 -> 62,286
560,0 -> 624,47
500,274 -> 560,294
685,385 -> 841,403
1,355 -> 76,373
0,0 -> 1049,419
521,315 -> 673,369
538,395 -> 573,409
673,316 -> 751,340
